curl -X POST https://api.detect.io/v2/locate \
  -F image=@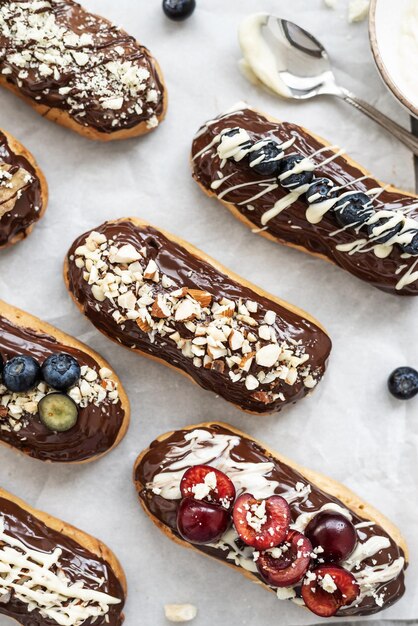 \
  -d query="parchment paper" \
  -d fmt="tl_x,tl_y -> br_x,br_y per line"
0,1 -> 417,625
